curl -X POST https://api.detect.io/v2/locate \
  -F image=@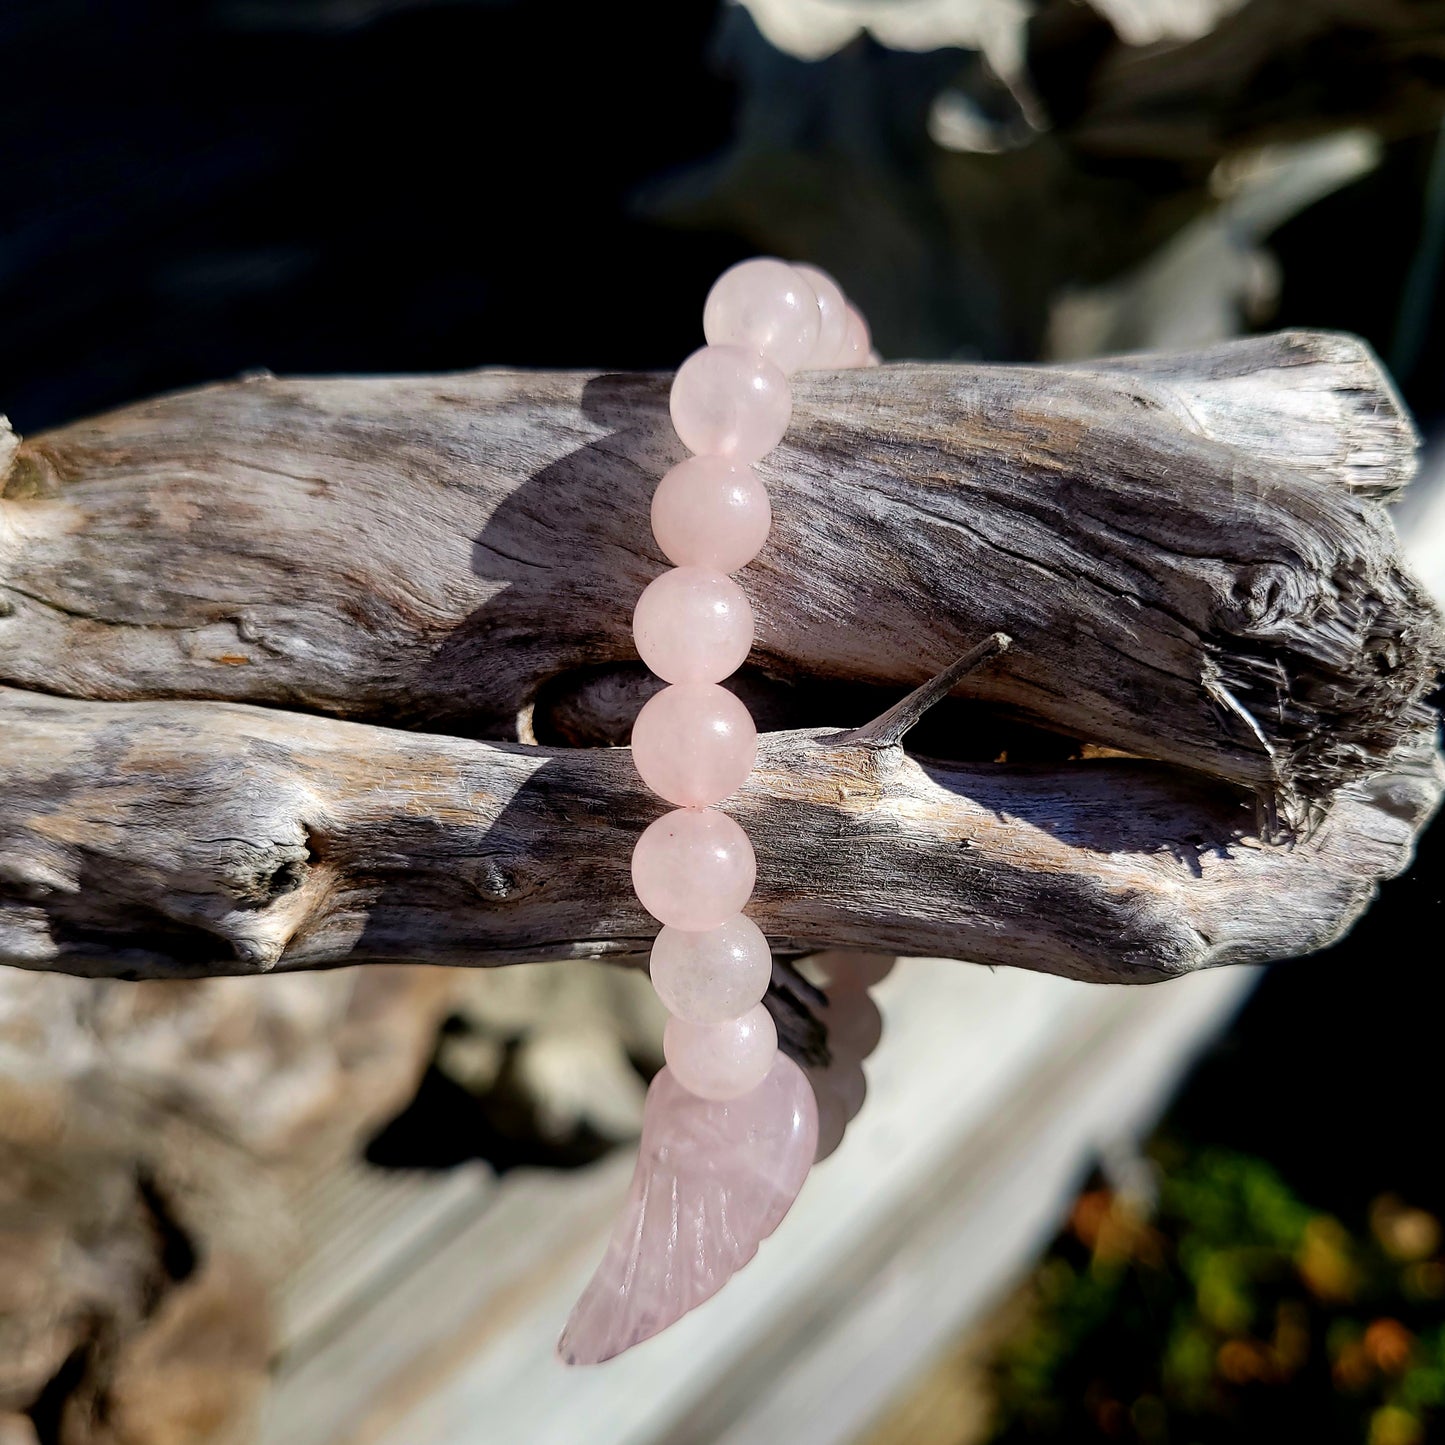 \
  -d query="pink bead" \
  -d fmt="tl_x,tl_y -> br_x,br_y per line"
703,258 -> 821,375
632,567 -> 754,684
650,456 -> 772,572
834,305 -> 872,368
663,1004 -> 778,1101
793,263 -> 849,369
631,682 -> 757,808
649,914 -> 772,1023
670,345 -> 792,461
632,807 -> 756,930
